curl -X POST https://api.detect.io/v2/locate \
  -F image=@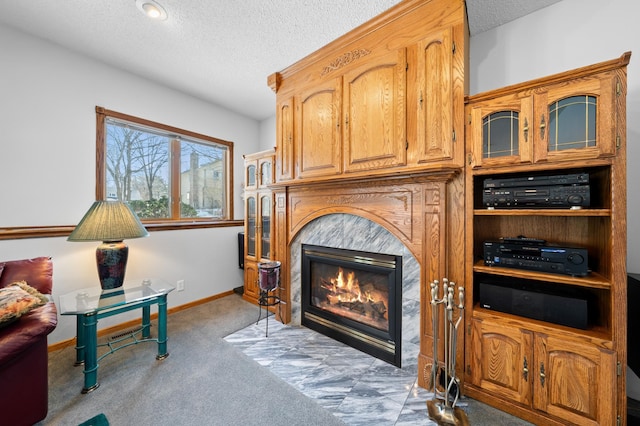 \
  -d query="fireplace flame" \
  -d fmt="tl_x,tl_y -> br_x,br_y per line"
322,267 -> 387,322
